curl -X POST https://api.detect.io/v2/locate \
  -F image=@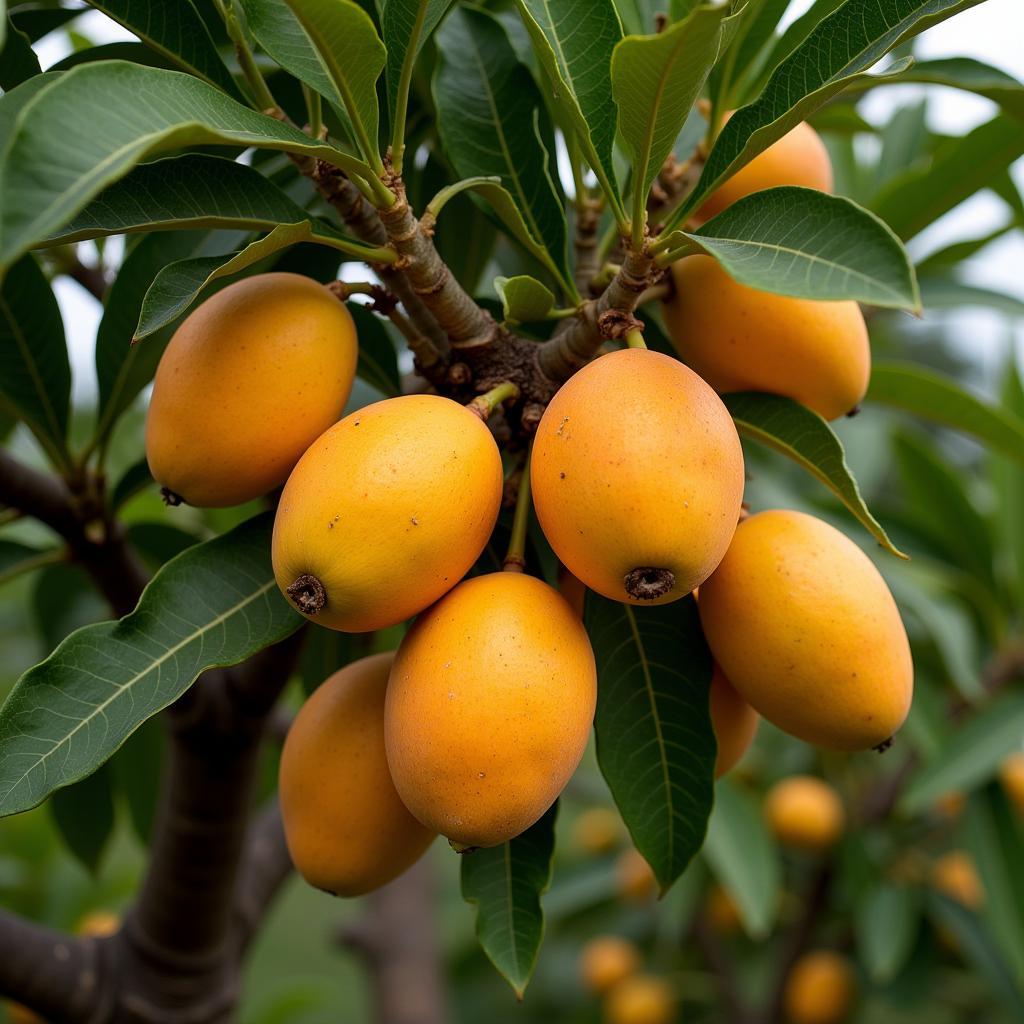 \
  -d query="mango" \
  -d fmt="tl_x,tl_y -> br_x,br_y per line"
783,951 -> 856,1024
279,652 -> 435,896
1000,751 -> 1024,814
665,256 -> 870,421
604,974 -> 676,1024
698,510 -> 913,750
531,349 -> 744,605
764,776 -> 845,852
146,272 -> 357,507
272,394 -> 503,632
579,935 -> 641,995
616,847 -> 657,903
710,664 -> 759,777
696,121 -> 833,223
573,806 -> 624,856
704,884 -> 742,935
931,851 -> 984,910
384,572 -> 596,848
